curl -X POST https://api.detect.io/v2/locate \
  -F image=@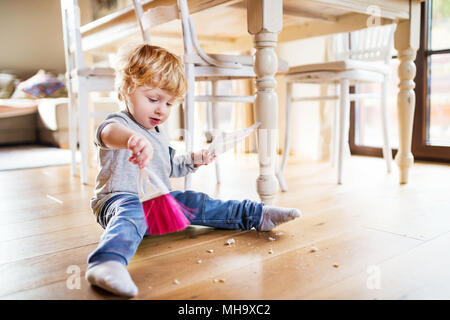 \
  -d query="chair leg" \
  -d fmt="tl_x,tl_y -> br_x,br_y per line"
331,83 -> 339,168
211,80 -> 222,184
205,83 -> 214,143
184,63 -> 195,190
276,82 -> 293,192
67,79 -> 77,177
337,79 -> 350,185
381,76 -> 393,173
77,83 -> 89,185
